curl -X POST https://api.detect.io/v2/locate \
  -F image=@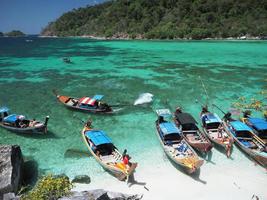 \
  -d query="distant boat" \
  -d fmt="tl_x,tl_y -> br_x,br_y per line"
200,112 -> 233,157
53,90 -> 114,114
62,57 -> 71,63
224,119 -> 267,167
241,117 -> 267,145
81,122 -> 137,181
155,109 -> 204,173
174,111 -> 213,154
0,107 -> 49,134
